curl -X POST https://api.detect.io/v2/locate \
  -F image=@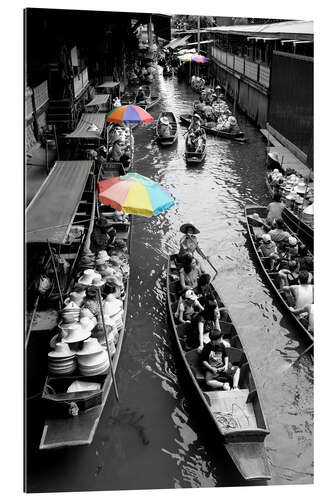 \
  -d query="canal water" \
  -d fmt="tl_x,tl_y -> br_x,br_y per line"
26,69 -> 313,492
